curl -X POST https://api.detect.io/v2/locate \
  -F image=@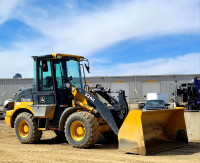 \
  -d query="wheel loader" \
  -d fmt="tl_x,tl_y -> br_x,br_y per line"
5,53 -> 188,155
